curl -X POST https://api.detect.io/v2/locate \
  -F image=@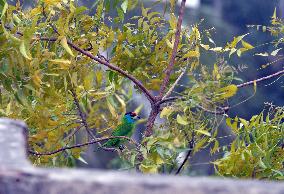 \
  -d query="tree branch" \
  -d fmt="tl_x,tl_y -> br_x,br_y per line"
158,0 -> 187,99
29,136 -> 140,156
160,96 -> 230,115
162,68 -> 187,100
2,23 -> 156,105
70,88 -> 95,141
66,40 -> 156,104
236,69 -> 284,88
